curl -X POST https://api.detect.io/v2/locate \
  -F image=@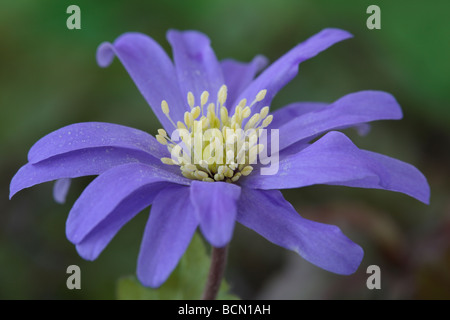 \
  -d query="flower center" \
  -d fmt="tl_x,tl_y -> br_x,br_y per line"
156,85 -> 273,183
